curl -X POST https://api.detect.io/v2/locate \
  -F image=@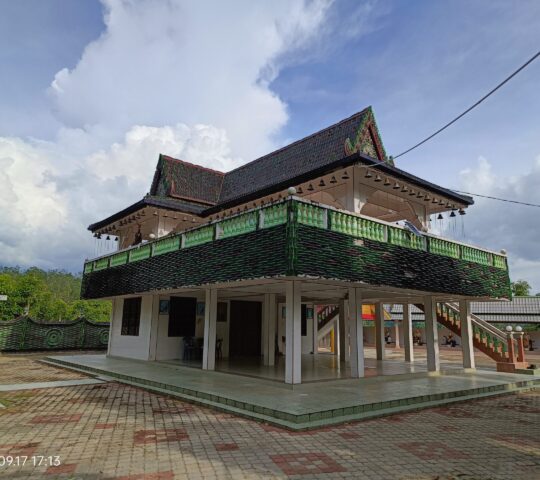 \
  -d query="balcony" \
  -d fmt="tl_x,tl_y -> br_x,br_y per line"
81,197 -> 511,300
